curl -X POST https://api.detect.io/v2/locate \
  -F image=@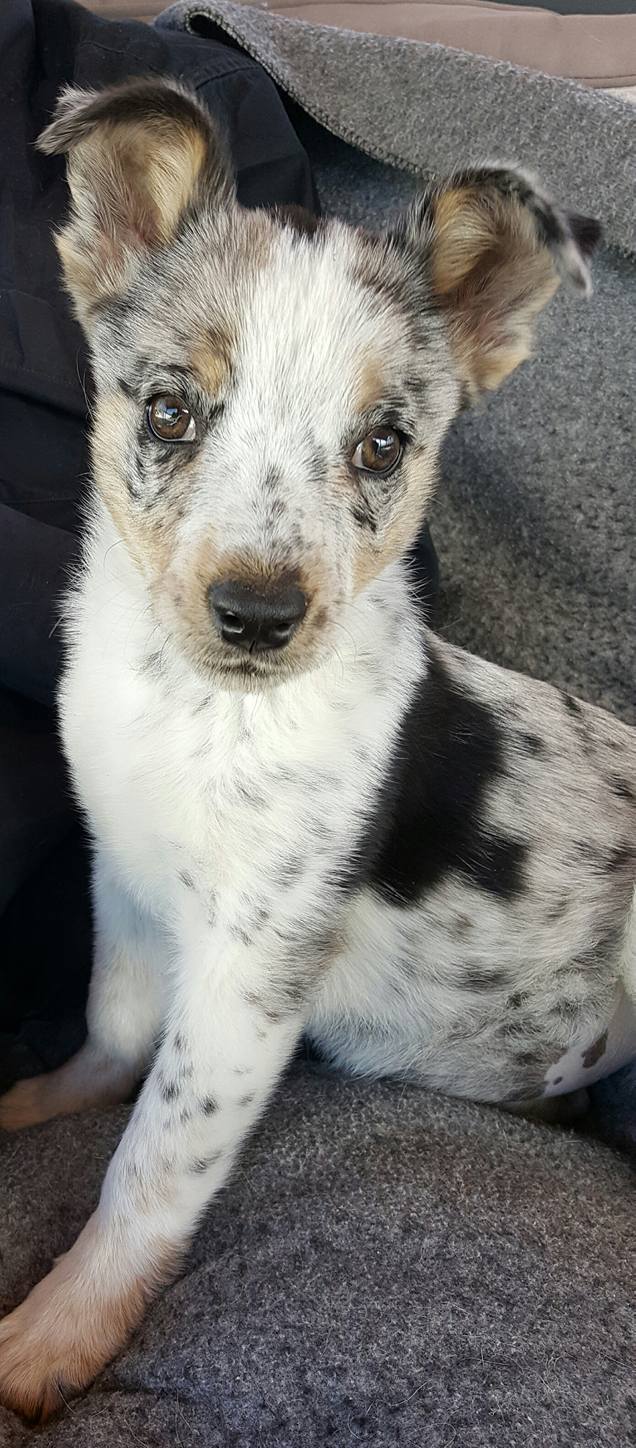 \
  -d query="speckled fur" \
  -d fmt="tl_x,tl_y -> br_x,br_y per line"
0,79 -> 633,1421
